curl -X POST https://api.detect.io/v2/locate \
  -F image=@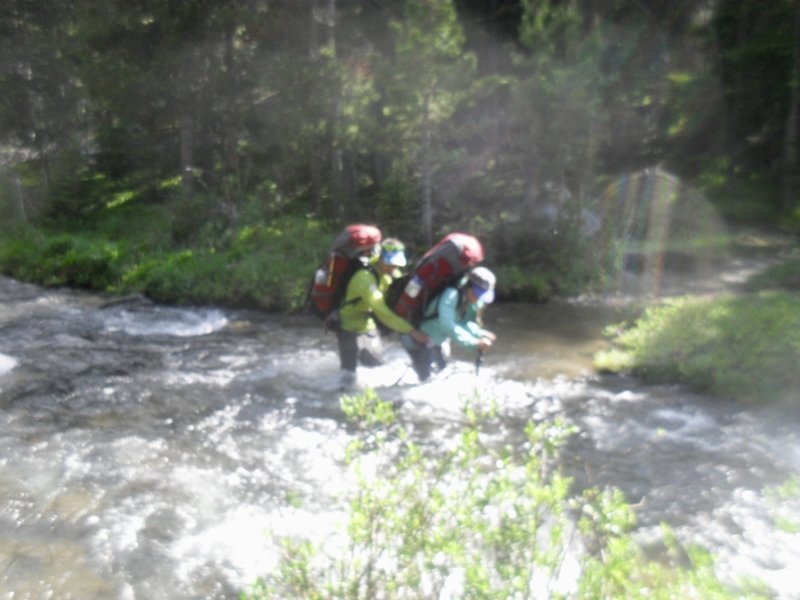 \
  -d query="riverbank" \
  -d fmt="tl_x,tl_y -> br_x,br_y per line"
595,231 -> 800,407
0,213 -> 339,311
